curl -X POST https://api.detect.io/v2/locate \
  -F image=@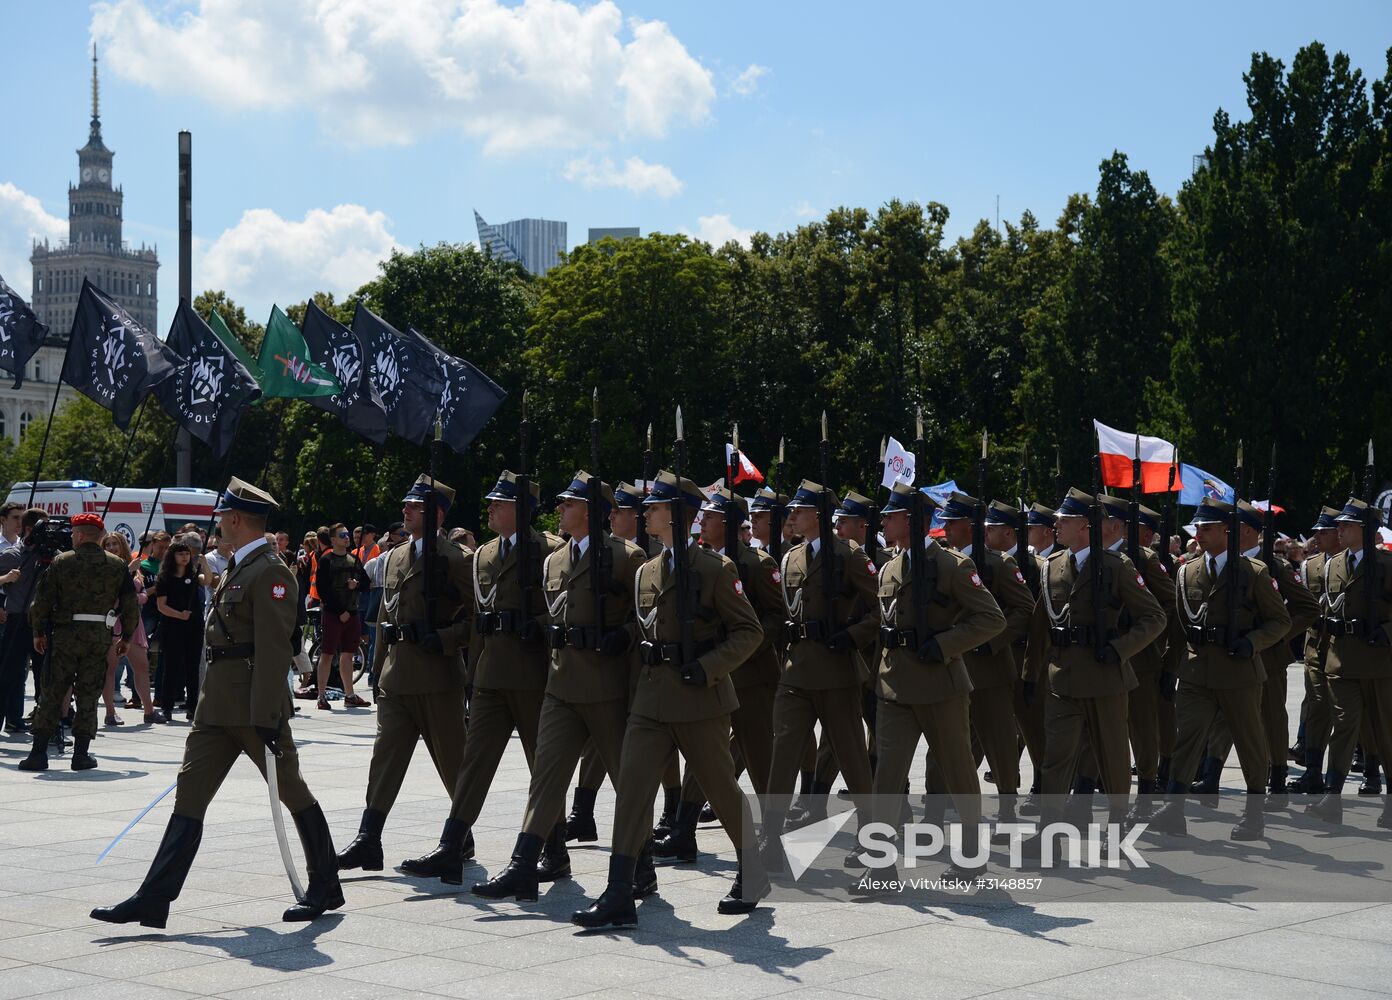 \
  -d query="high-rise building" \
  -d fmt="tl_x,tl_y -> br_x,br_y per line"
14,47 -> 160,444
587,227 -> 639,244
474,211 -> 567,276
